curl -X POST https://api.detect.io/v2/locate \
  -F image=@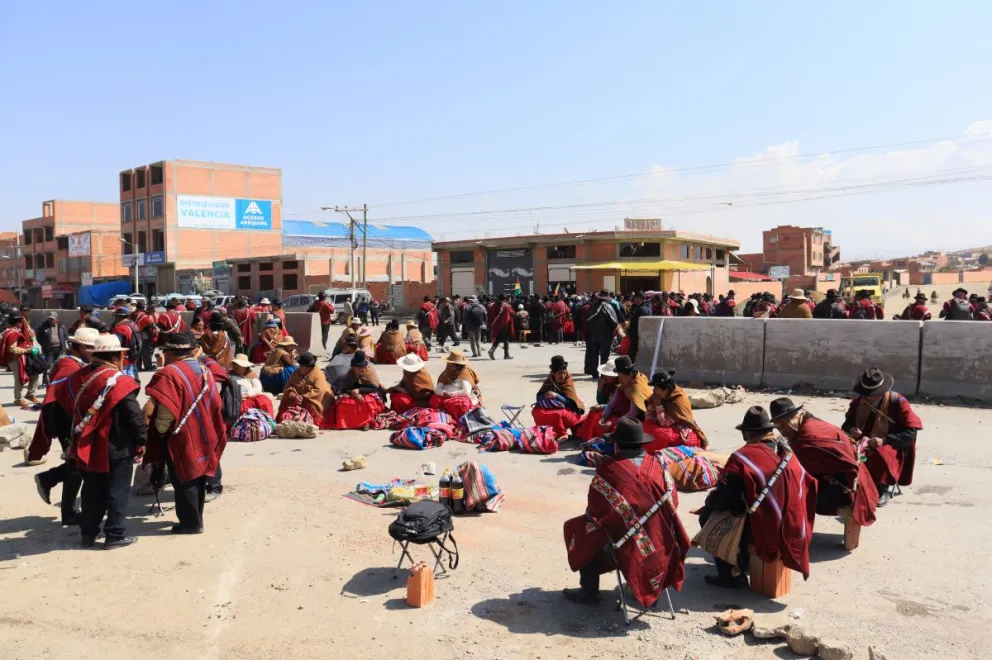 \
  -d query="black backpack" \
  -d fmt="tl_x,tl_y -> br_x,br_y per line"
26,352 -> 49,377
948,297 -> 973,321
220,374 -> 244,424
388,501 -> 459,569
